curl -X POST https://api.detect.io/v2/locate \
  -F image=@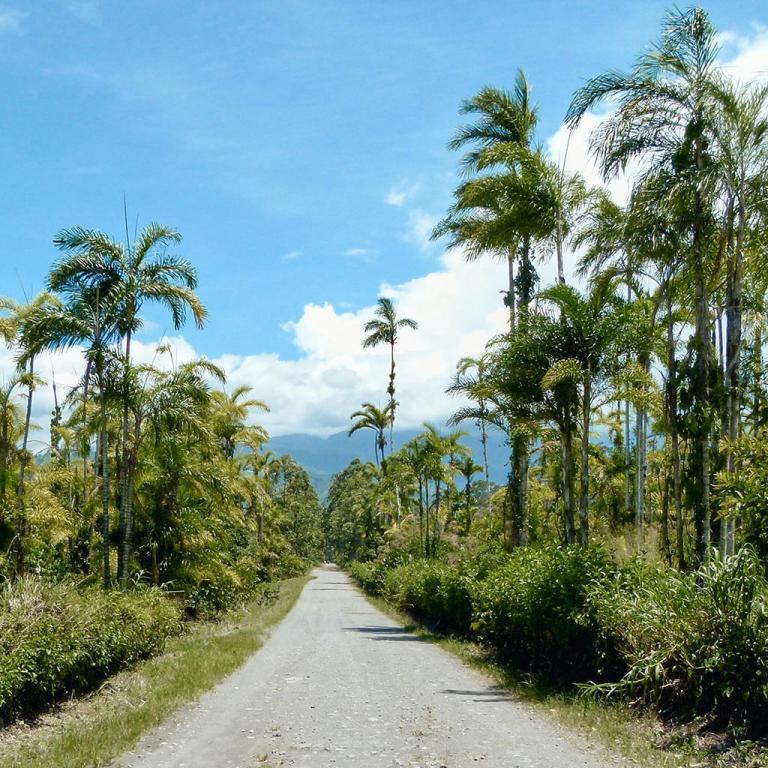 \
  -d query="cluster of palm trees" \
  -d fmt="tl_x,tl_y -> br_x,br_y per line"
440,6 -> 768,565
336,7 -> 768,569
328,424 -> 483,560
0,223 -> 322,589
